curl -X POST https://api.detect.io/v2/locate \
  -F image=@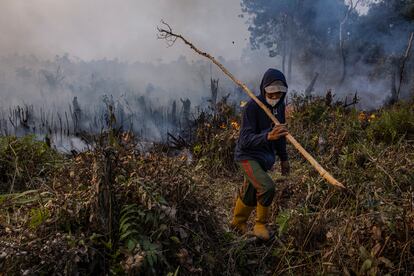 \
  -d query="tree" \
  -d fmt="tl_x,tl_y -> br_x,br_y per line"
351,0 -> 414,102
241,0 -> 350,82
339,0 -> 363,84
241,0 -> 414,93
